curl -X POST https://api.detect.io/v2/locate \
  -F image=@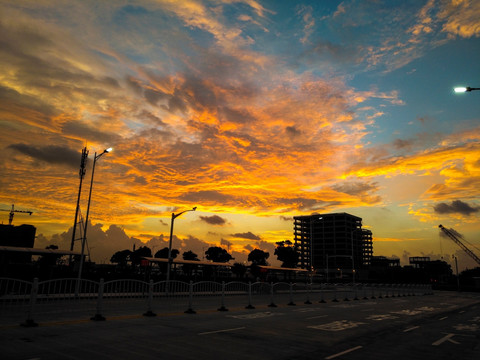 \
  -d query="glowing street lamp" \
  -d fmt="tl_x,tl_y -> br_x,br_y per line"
166,207 -> 197,285
77,147 -> 112,288
454,86 -> 480,93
